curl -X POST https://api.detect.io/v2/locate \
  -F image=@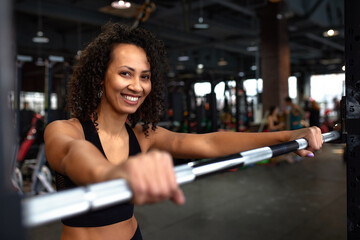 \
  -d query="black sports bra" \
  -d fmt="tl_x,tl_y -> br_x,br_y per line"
55,120 -> 141,227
